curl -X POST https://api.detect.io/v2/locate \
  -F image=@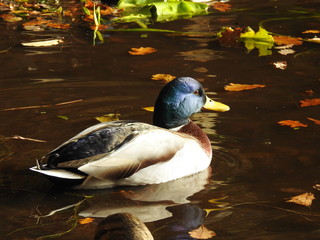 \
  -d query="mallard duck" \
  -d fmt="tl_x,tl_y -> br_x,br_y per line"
94,213 -> 153,240
30,77 -> 229,188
